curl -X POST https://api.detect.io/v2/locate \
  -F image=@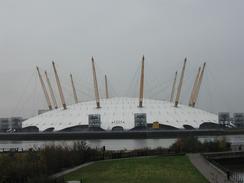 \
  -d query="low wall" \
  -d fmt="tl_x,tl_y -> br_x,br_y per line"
0,129 -> 244,140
